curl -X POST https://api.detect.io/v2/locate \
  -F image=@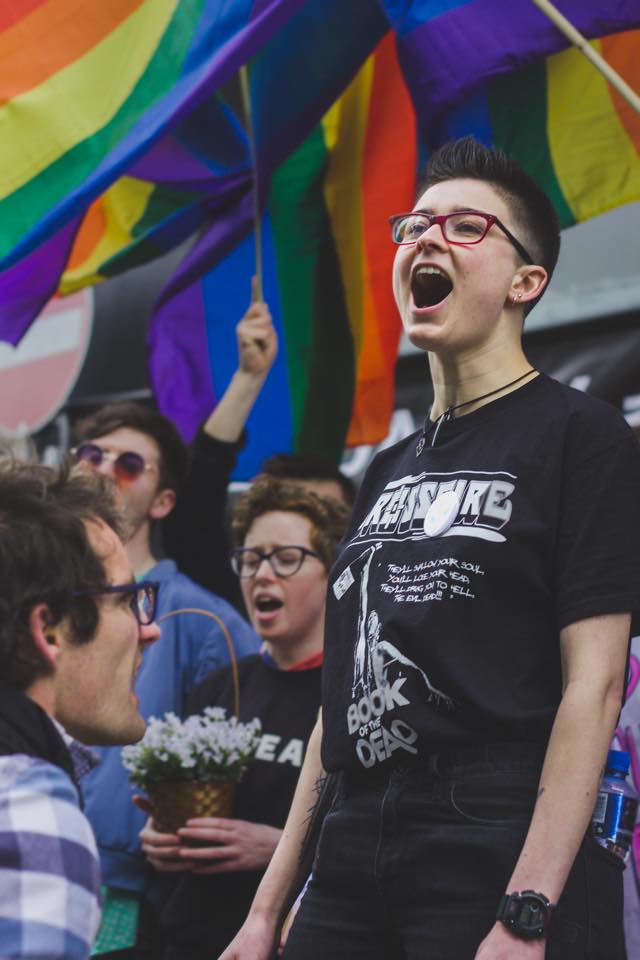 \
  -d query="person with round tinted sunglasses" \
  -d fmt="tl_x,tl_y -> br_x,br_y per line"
70,402 -> 260,960
218,138 -> 640,960
71,442 -> 157,485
